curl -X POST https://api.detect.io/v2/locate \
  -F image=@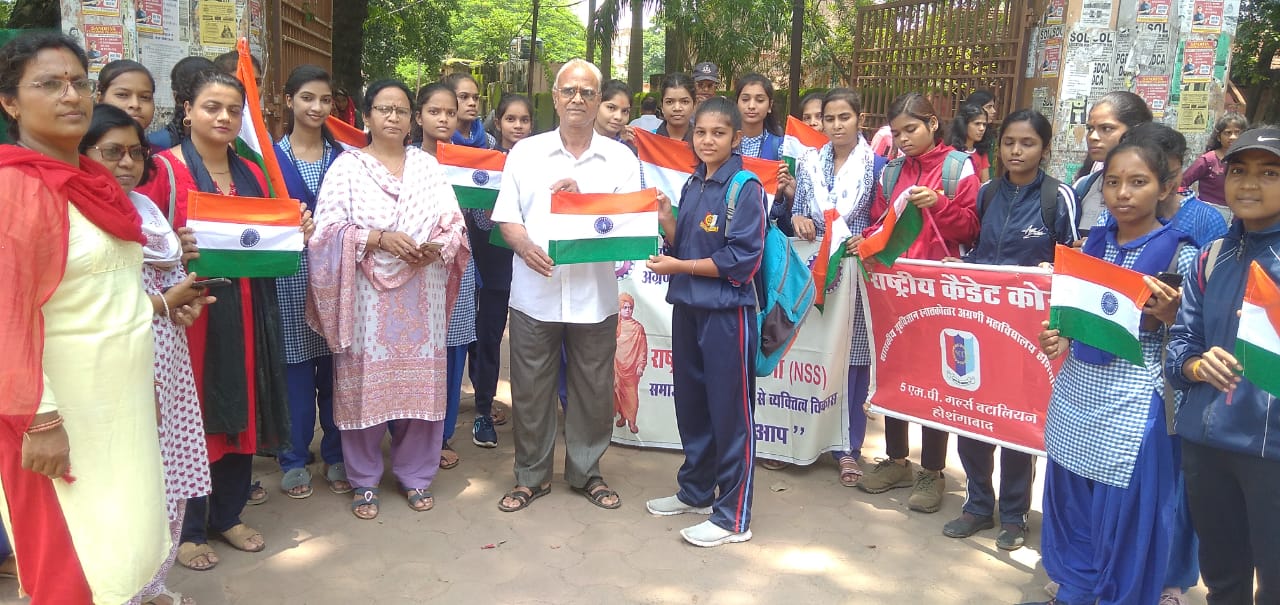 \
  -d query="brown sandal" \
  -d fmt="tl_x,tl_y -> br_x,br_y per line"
839,456 -> 864,487
219,523 -> 265,553
176,542 -> 218,571
439,442 -> 460,469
